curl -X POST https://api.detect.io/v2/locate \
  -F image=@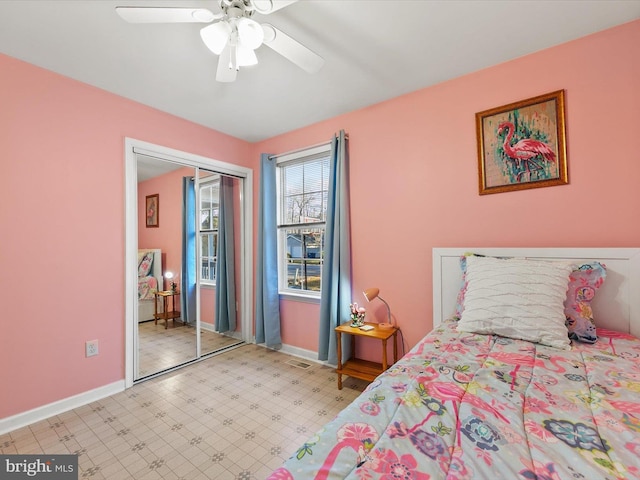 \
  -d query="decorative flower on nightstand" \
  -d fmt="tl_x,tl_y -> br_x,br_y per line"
349,303 -> 366,327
